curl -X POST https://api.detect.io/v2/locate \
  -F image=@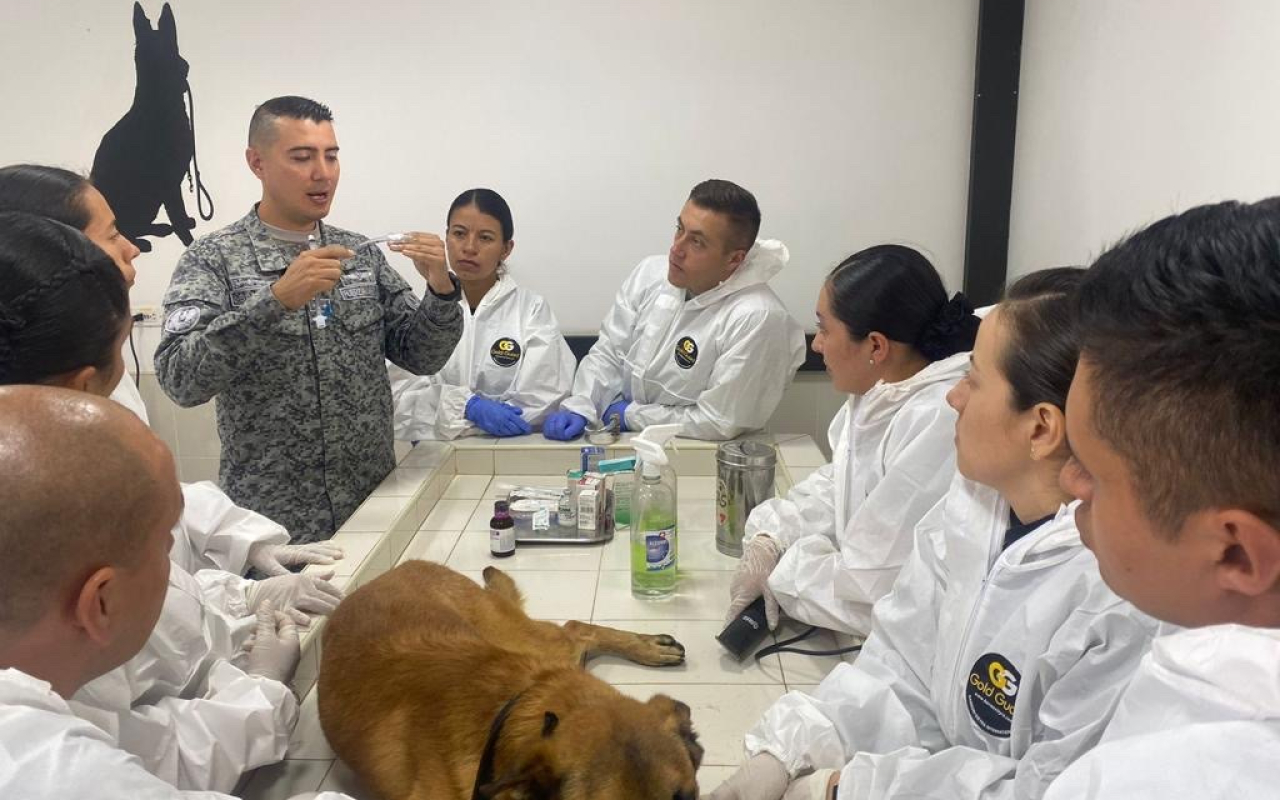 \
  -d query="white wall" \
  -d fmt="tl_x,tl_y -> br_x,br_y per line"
1009,0 -> 1280,275
0,0 -> 978,372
